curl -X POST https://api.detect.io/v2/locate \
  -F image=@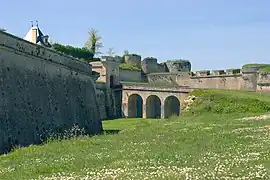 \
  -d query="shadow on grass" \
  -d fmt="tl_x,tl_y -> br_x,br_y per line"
100,129 -> 121,135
